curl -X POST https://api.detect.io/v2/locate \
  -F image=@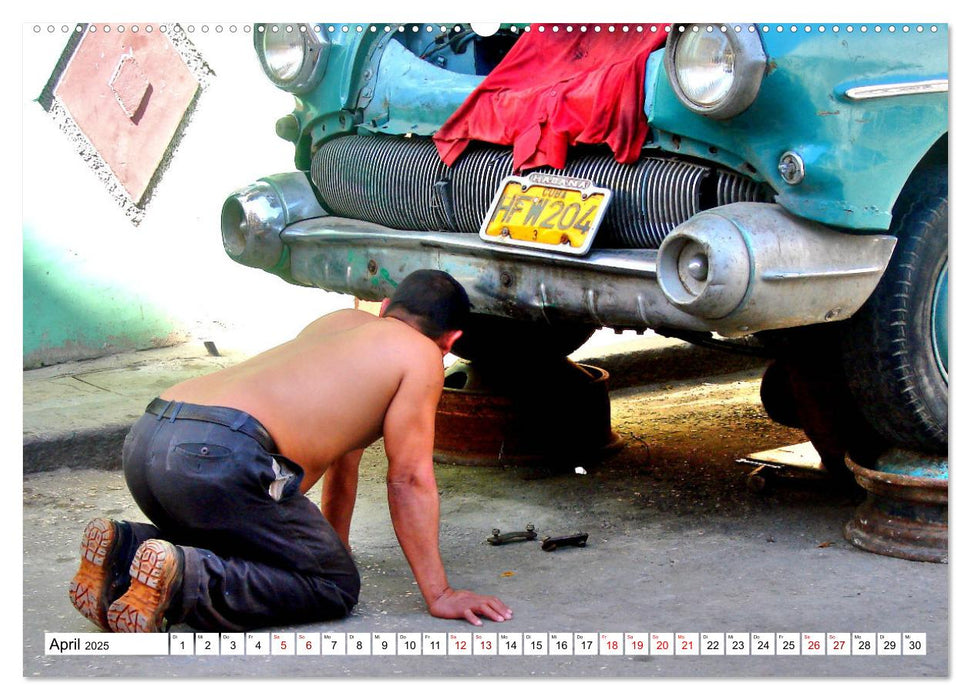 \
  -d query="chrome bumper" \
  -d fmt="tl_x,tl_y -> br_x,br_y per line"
223,173 -> 897,338
281,217 -> 712,331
